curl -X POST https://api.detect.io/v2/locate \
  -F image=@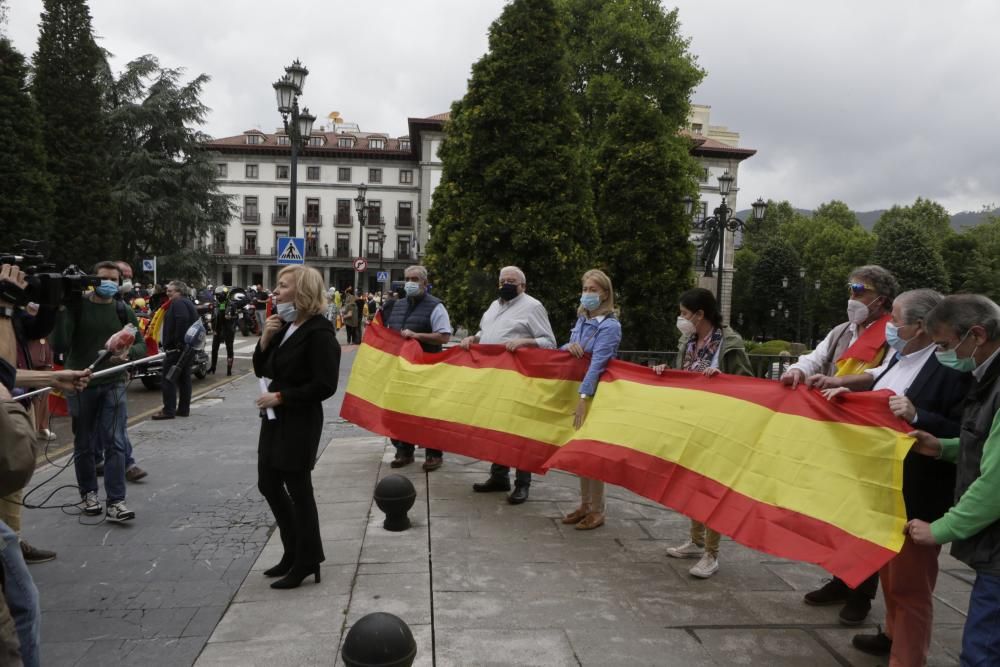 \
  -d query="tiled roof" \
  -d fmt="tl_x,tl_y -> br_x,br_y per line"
205,130 -> 412,153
